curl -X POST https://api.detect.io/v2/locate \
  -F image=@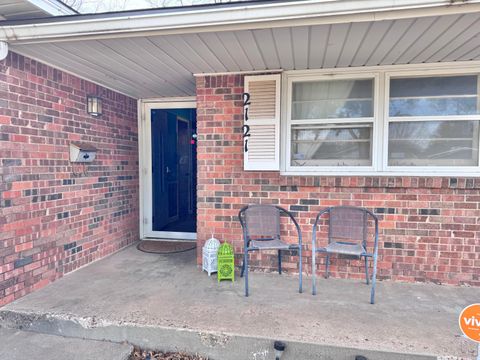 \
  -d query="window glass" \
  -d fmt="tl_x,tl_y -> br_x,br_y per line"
389,75 -> 478,117
292,79 -> 373,120
291,124 -> 372,166
388,120 -> 479,166
287,72 -> 480,173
